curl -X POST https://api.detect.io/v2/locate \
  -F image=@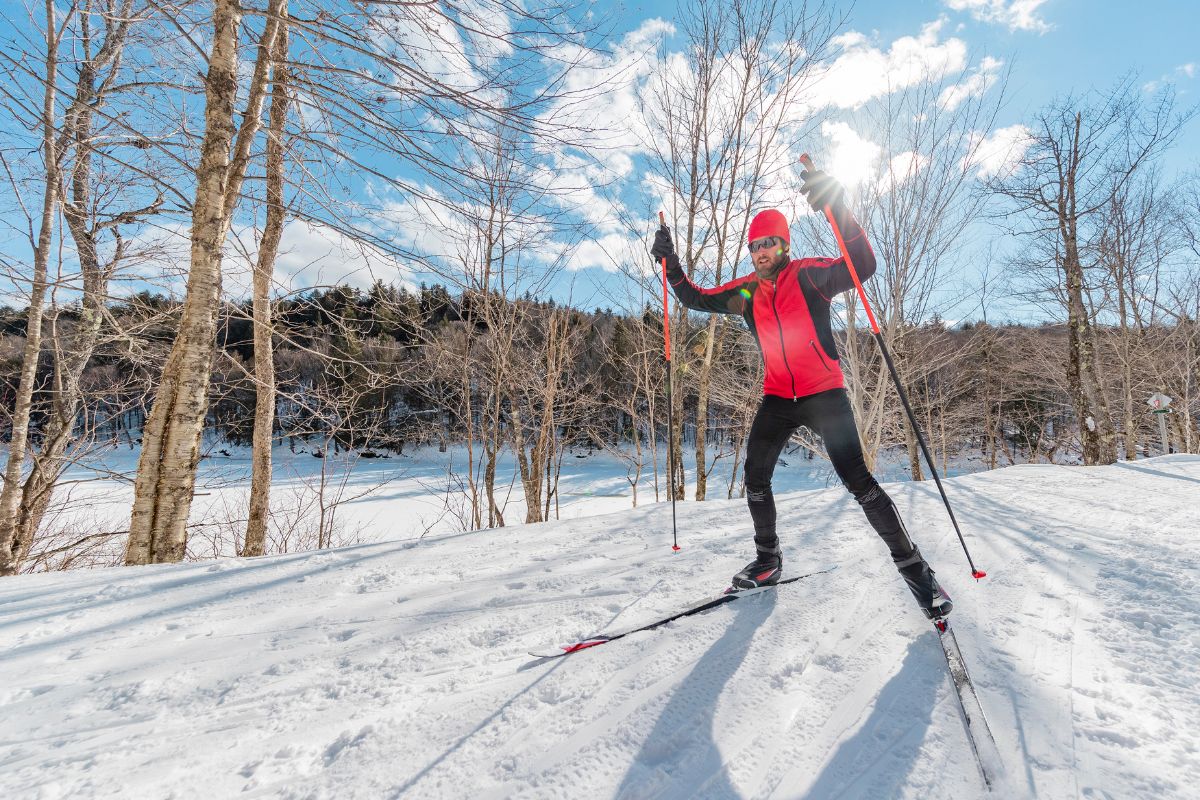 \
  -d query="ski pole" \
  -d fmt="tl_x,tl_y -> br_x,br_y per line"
659,211 -> 680,552
799,154 -> 986,580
